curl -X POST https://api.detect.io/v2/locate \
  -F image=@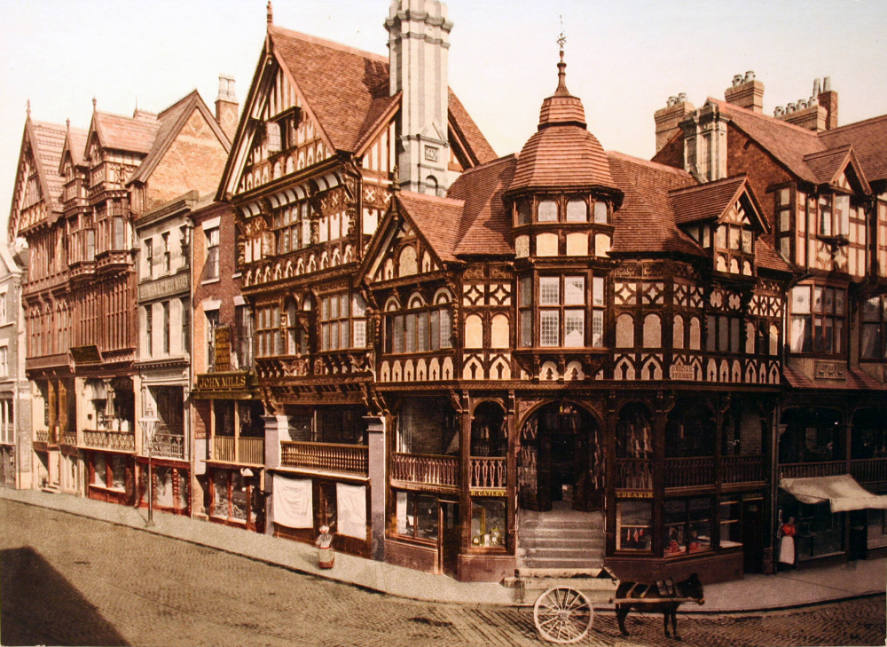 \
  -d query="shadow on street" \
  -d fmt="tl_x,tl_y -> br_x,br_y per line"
1,546 -> 129,646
